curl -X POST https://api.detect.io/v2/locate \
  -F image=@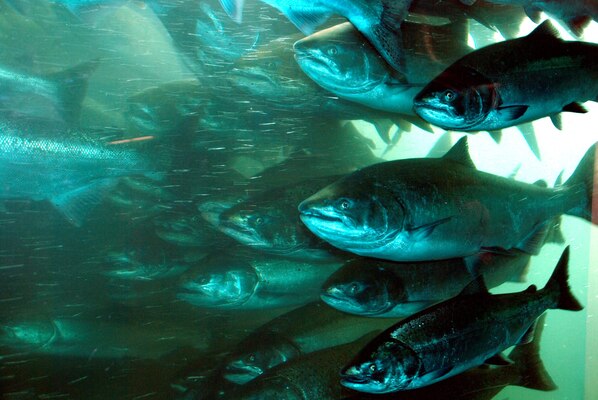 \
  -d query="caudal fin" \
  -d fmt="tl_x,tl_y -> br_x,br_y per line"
46,59 -> 100,126
509,314 -> 557,391
543,247 -> 583,312
564,143 -> 597,223
367,0 -> 410,73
